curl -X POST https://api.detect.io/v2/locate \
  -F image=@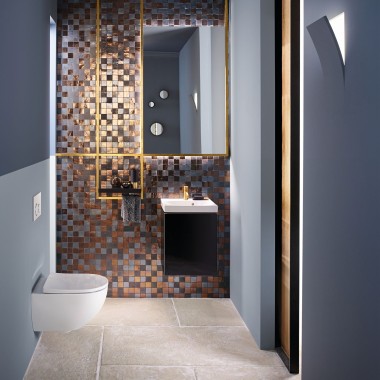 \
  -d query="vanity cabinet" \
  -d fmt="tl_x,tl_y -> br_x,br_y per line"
163,212 -> 217,276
